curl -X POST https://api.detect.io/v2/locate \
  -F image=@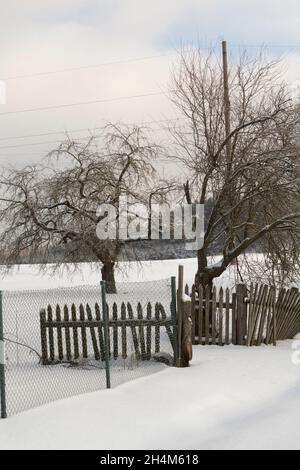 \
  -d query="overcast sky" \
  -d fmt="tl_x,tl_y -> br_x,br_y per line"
0,0 -> 299,167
